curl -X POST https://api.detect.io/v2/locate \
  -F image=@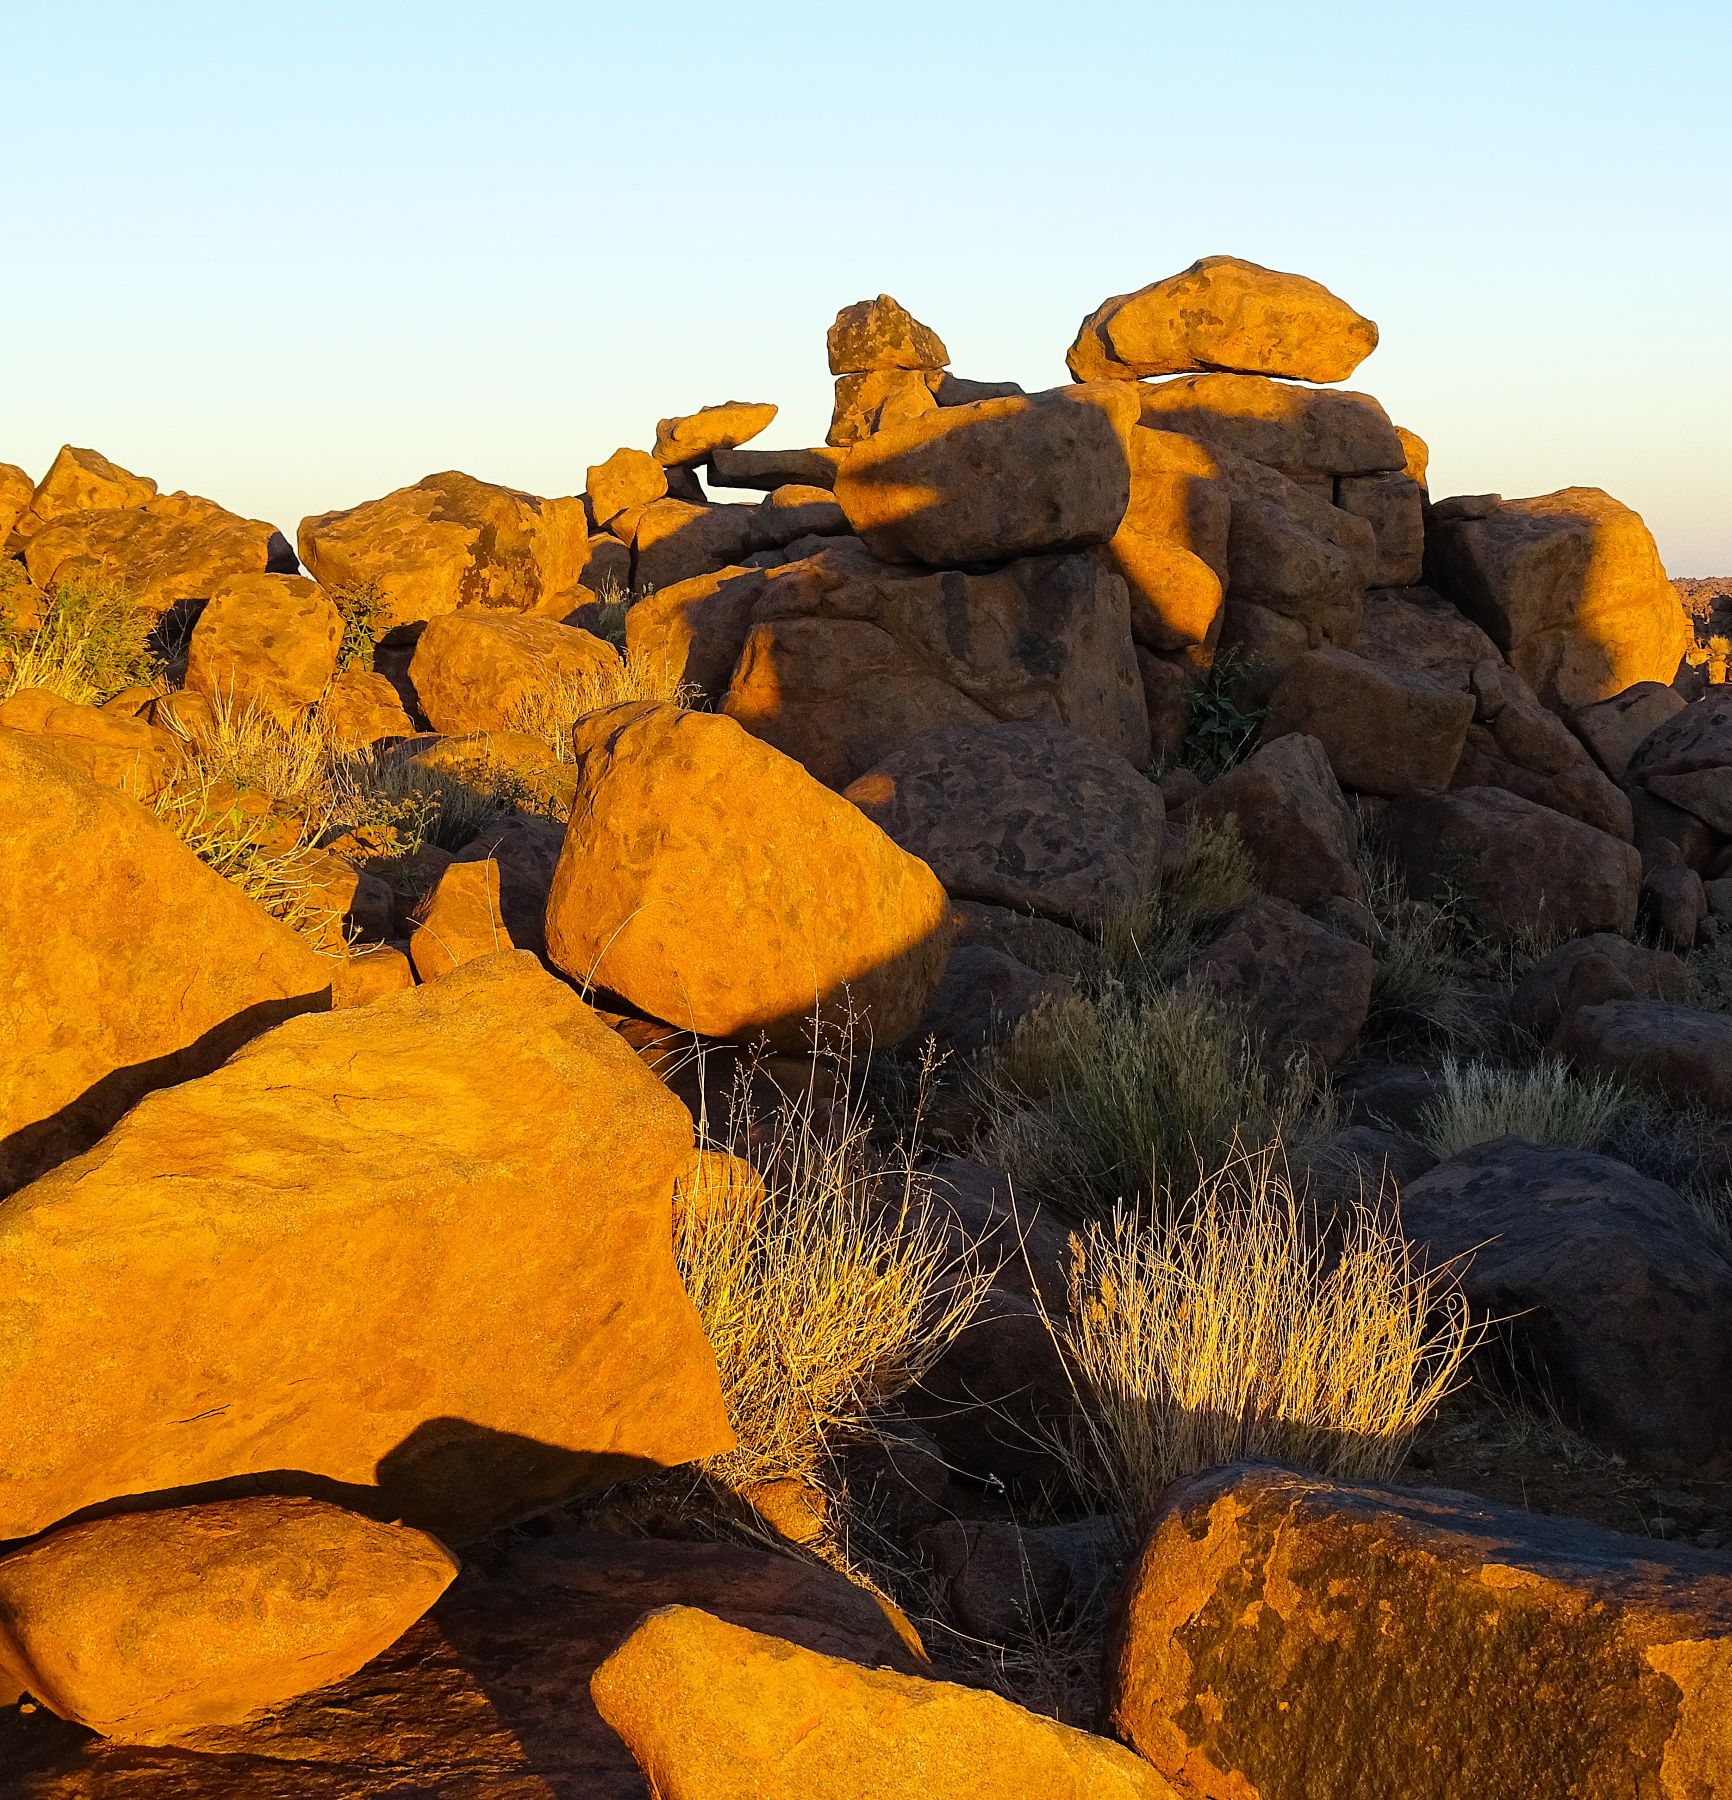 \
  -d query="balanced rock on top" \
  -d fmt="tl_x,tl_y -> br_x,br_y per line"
1067,255 -> 1379,385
